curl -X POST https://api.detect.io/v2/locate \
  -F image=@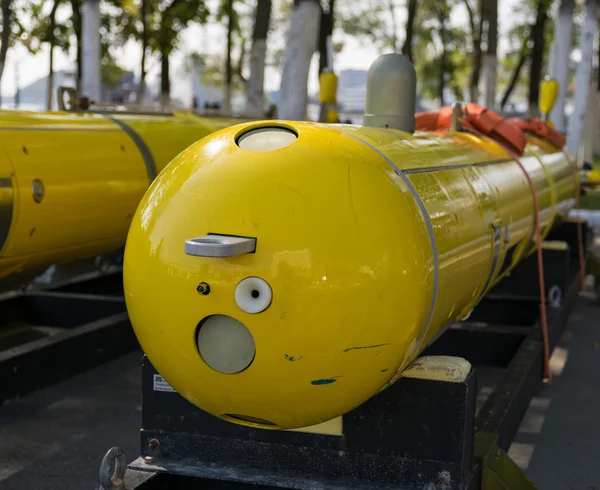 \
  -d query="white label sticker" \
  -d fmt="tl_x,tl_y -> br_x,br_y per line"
153,374 -> 176,393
